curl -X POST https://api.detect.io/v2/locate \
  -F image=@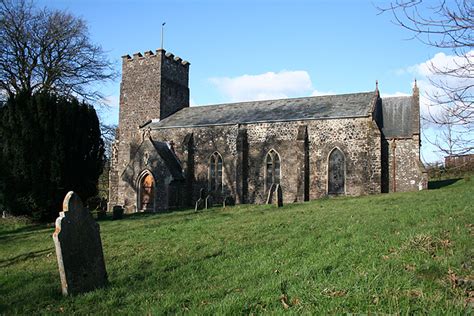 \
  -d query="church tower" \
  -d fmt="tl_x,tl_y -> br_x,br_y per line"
108,49 -> 190,211
118,49 -> 190,140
